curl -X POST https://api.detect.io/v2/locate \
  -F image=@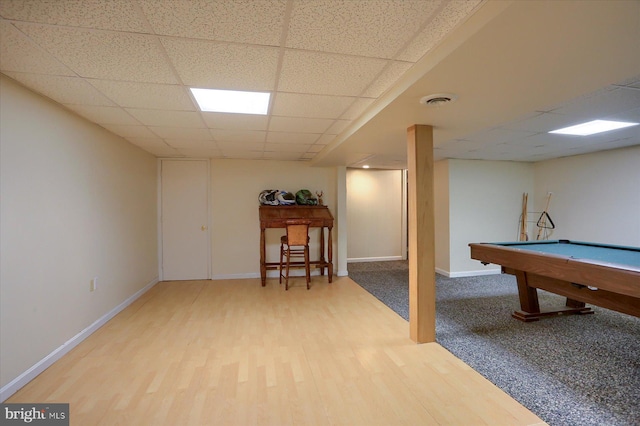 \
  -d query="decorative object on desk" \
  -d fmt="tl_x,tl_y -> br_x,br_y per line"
258,189 -> 280,205
277,191 -> 296,205
295,189 -> 318,205
315,191 -> 324,205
